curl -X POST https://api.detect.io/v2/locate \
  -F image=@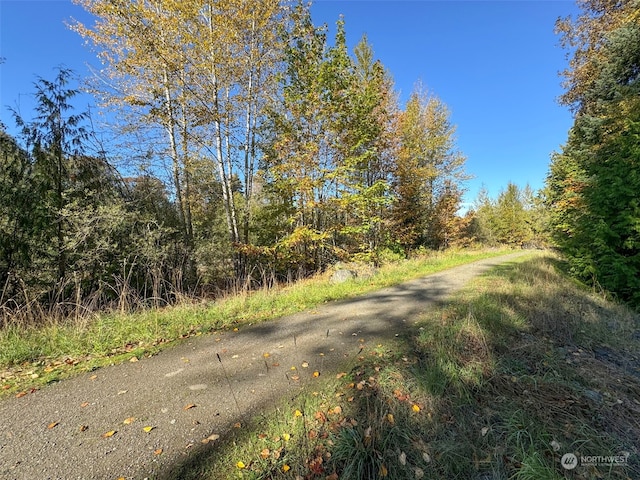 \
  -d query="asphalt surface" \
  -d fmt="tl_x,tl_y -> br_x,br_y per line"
0,252 -> 527,480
